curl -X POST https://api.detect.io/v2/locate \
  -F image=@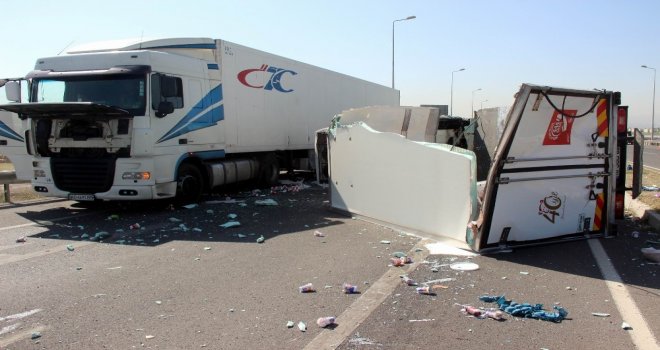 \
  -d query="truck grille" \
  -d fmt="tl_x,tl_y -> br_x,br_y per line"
51,158 -> 116,193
